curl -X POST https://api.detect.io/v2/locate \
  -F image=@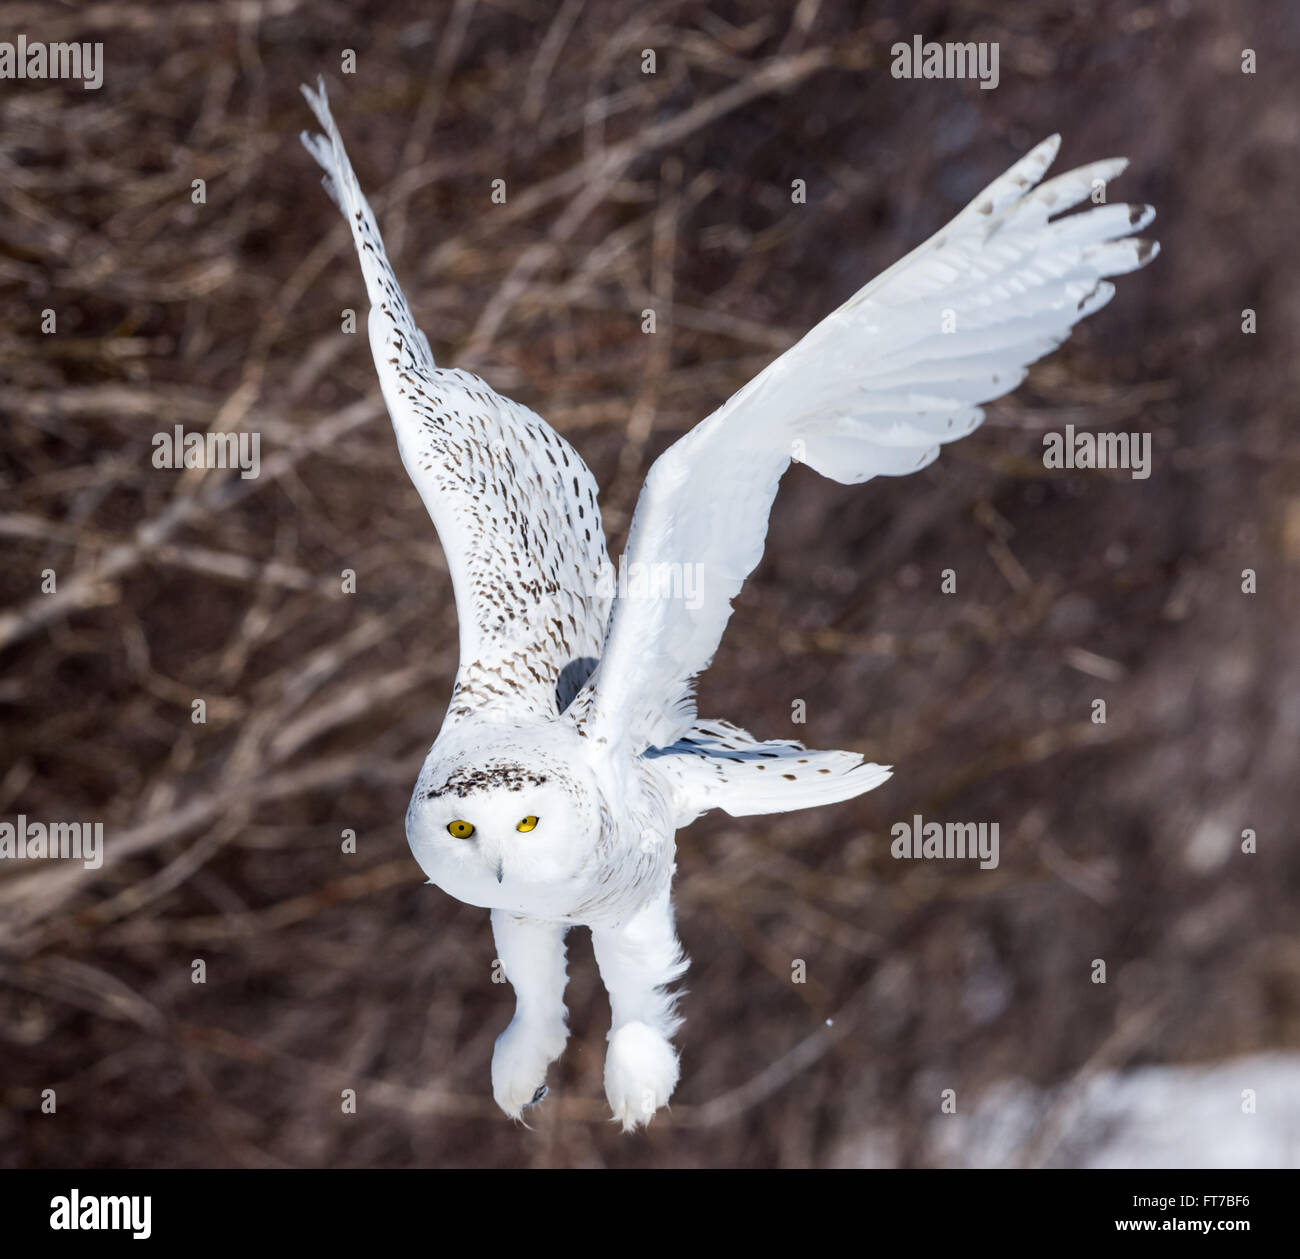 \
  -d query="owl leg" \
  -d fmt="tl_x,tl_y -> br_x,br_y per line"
490,910 -> 570,1123
590,892 -> 689,1131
